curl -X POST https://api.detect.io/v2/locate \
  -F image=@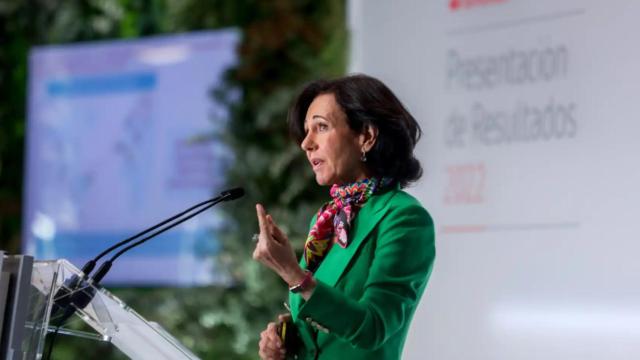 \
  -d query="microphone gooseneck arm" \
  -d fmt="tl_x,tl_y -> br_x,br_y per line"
79,196 -> 223,276
90,187 -> 244,284
90,198 -> 222,283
